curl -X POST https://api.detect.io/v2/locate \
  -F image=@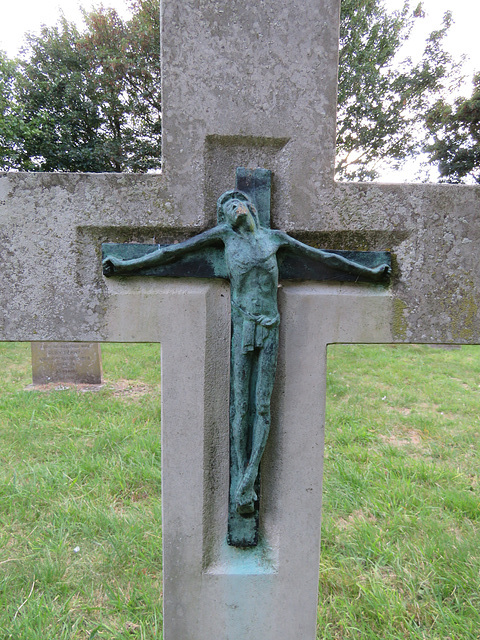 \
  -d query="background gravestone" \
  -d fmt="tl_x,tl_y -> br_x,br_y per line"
31,342 -> 102,385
